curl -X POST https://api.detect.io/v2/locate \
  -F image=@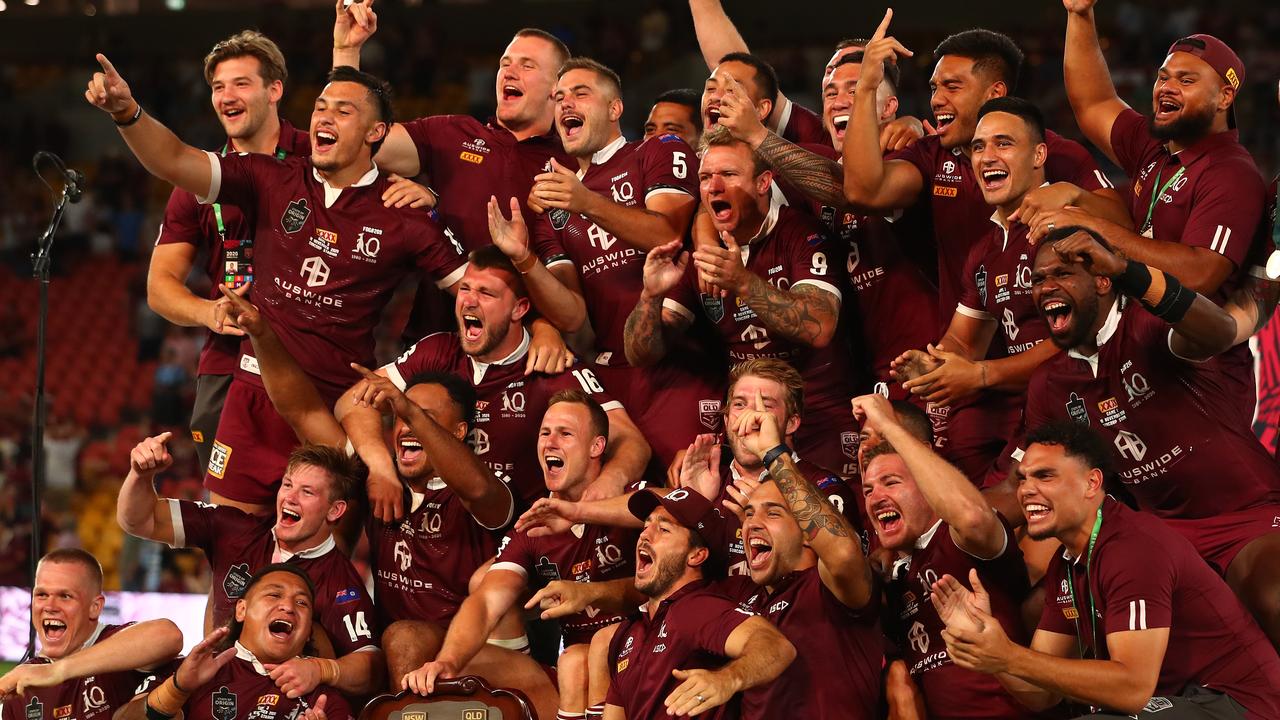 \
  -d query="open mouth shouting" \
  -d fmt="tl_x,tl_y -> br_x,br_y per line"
1023,501 -> 1052,525
706,106 -> 722,126
708,198 -> 734,223
501,84 -> 524,103
980,166 -> 1010,193
460,313 -> 485,343
1154,95 -> 1182,124
279,506 -> 302,528
1040,297 -> 1074,336
831,114 -> 850,140
41,618 -> 68,643
635,545 -> 655,578
746,535 -> 773,572
314,127 -> 338,155
398,435 -> 424,465
221,105 -> 247,124
872,503 -> 904,537
933,111 -> 956,134
560,112 -> 585,139
542,452 -> 565,478
267,618 -> 295,642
